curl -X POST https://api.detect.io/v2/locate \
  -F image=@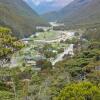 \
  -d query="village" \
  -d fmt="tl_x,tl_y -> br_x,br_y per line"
10,25 -> 80,71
